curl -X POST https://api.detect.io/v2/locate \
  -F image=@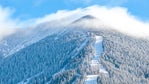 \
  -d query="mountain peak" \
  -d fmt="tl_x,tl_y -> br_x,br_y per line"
73,15 -> 96,23
80,15 -> 95,19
